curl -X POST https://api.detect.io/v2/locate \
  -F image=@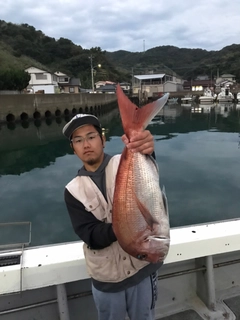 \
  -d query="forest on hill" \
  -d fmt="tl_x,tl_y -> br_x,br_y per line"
106,44 -> 240,82
1,19 -> 240,88
0,20 -> 122,88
